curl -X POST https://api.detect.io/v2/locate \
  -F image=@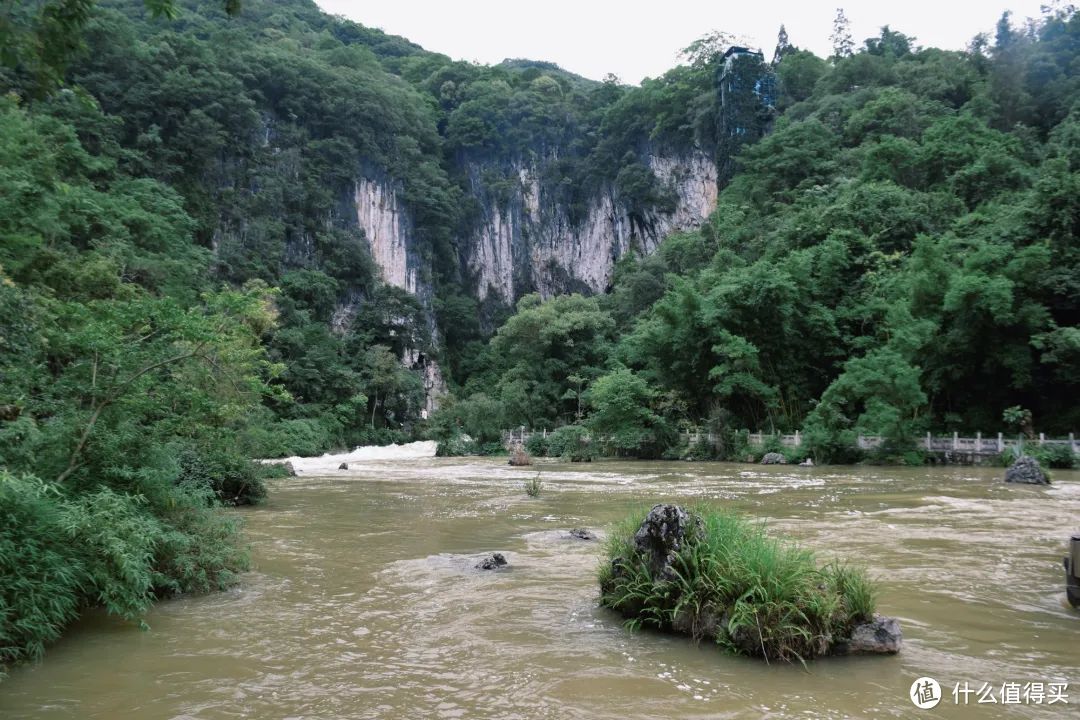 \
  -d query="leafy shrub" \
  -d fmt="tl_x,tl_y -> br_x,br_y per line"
1000,444 -> 1076,469
351,427 -> 413,448
599,505 -> 877,663
436,434 -> 479,456
524,475 -> 543,497
525,432 -> 550,457
151,482 -> 249,597
1034,443 -> 1077,469
177,448 -> 267,506
241,418 -> 333,459
802,425 -> 865,464
0,474 -> 81,672
716,428 -> 752,461
59,488 -> 160,619
546,425 -> 592,461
